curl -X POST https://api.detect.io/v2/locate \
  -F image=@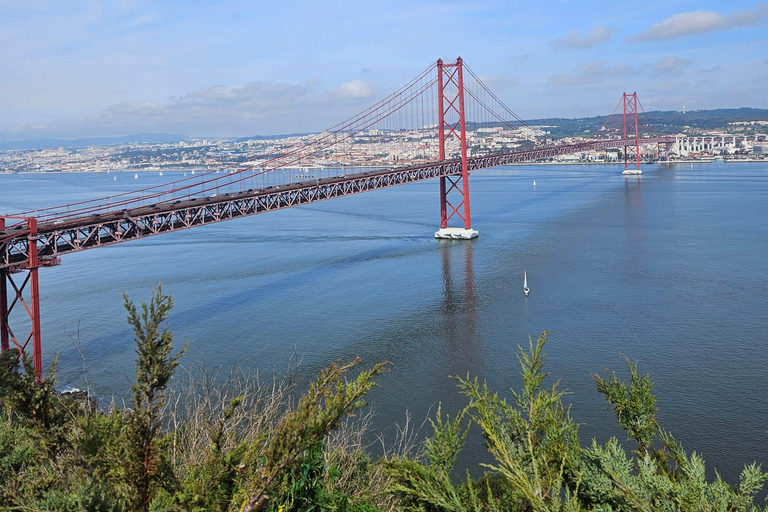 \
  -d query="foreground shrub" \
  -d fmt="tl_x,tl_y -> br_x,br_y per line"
1,288 -> 765,511
382,332 -> 768,512
0,286 -> 388,512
